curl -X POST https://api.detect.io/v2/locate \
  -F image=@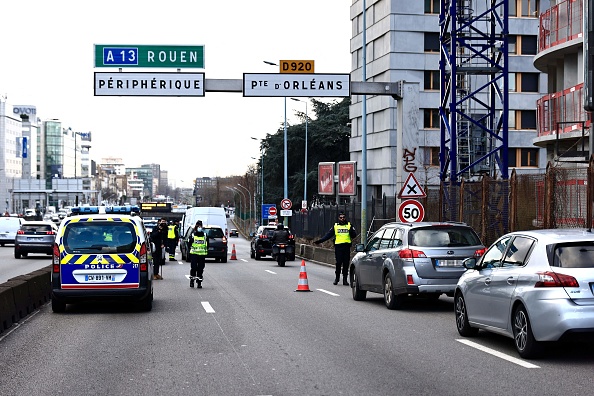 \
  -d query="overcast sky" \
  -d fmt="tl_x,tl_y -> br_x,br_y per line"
1,0 -> 352,188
